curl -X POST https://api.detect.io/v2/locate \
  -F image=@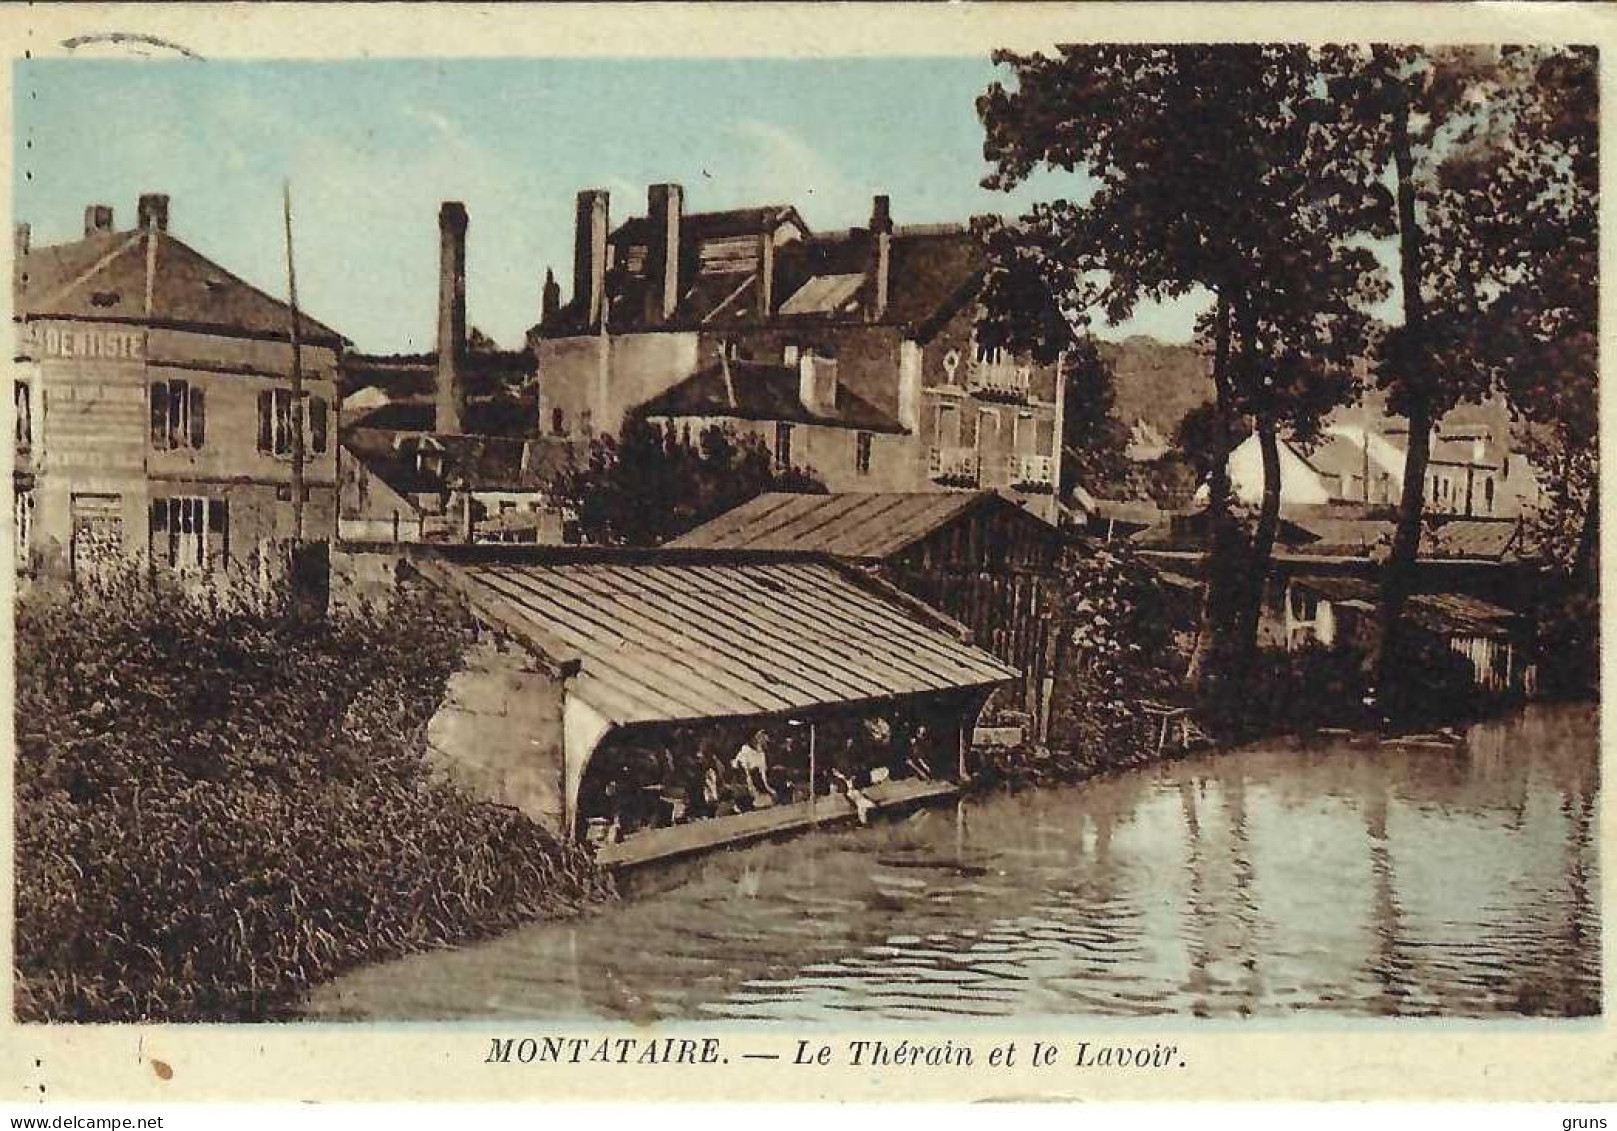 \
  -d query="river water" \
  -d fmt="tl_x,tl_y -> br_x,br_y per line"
310,704 -> 1600,1022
